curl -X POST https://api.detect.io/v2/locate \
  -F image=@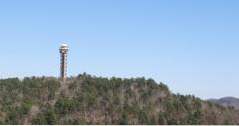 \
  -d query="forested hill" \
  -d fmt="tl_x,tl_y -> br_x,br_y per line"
208,97 -> 239,110
0,73 -> 238,125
